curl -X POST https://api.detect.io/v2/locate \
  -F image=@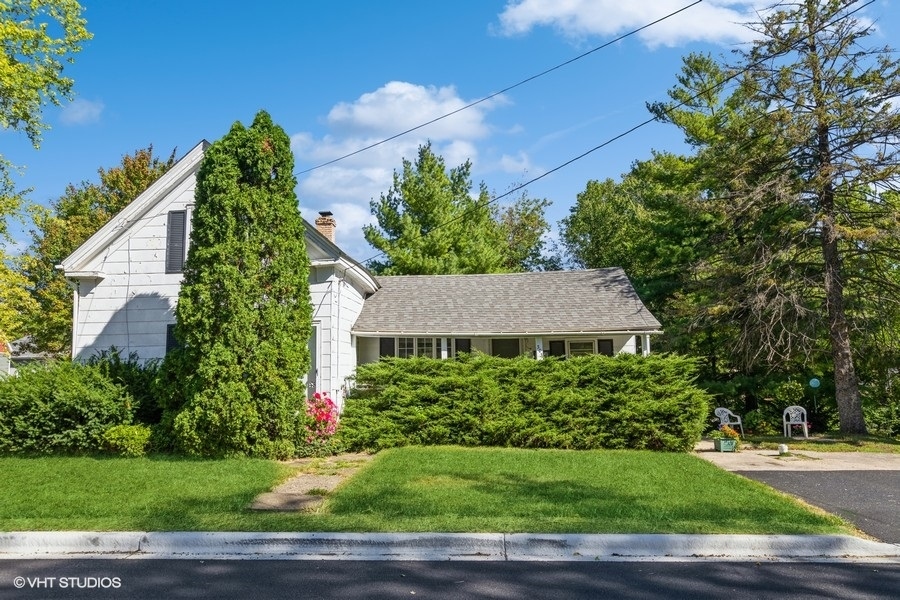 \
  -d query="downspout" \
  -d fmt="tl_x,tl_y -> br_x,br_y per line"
64,277 -> 79,360
335,270 -> 342,408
